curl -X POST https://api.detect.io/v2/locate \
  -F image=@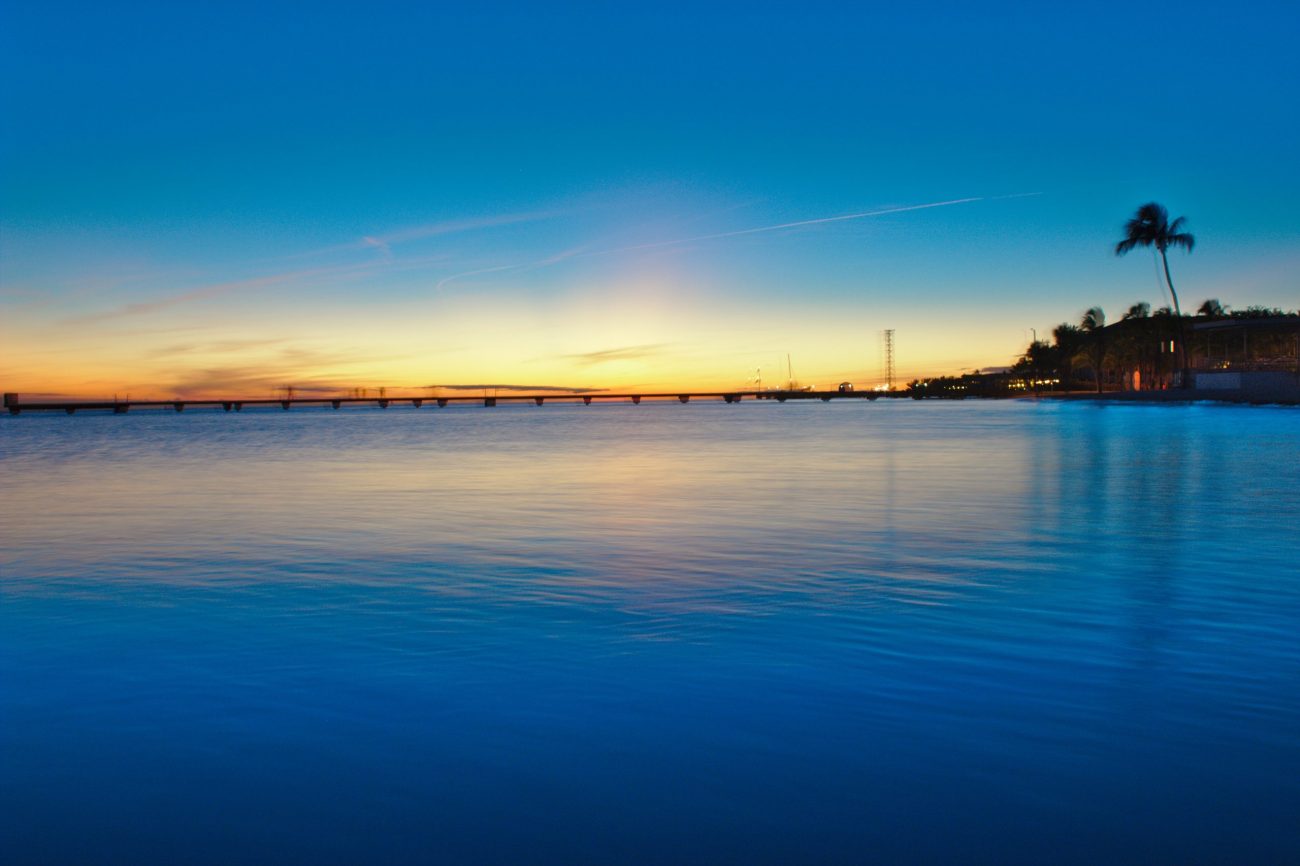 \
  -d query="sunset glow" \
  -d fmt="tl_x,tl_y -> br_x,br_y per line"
4,5 -> 1296,398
